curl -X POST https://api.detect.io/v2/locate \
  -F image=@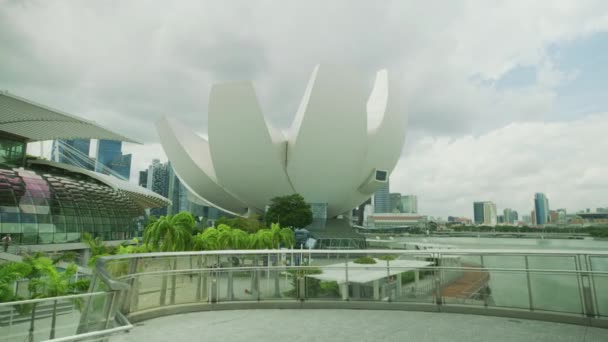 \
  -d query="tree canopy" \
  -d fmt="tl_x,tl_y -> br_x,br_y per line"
144,212 -> 196,252
265,194 -> 313,228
